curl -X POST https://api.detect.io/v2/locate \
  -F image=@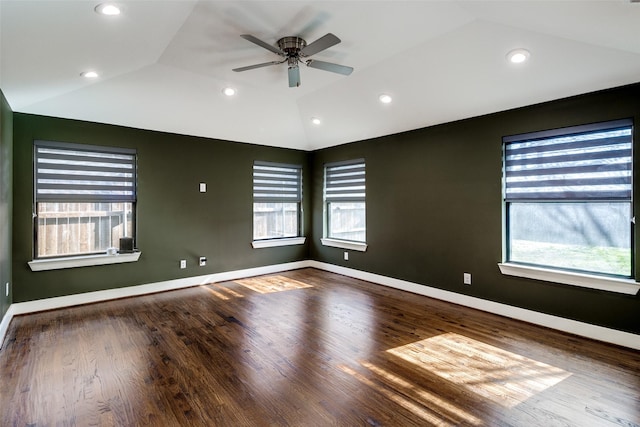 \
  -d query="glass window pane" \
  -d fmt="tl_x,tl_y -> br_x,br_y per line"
253,202 -> 299,240
508,202 -> 631,276
328,201 -> 366,242
37,202 -> 134,257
